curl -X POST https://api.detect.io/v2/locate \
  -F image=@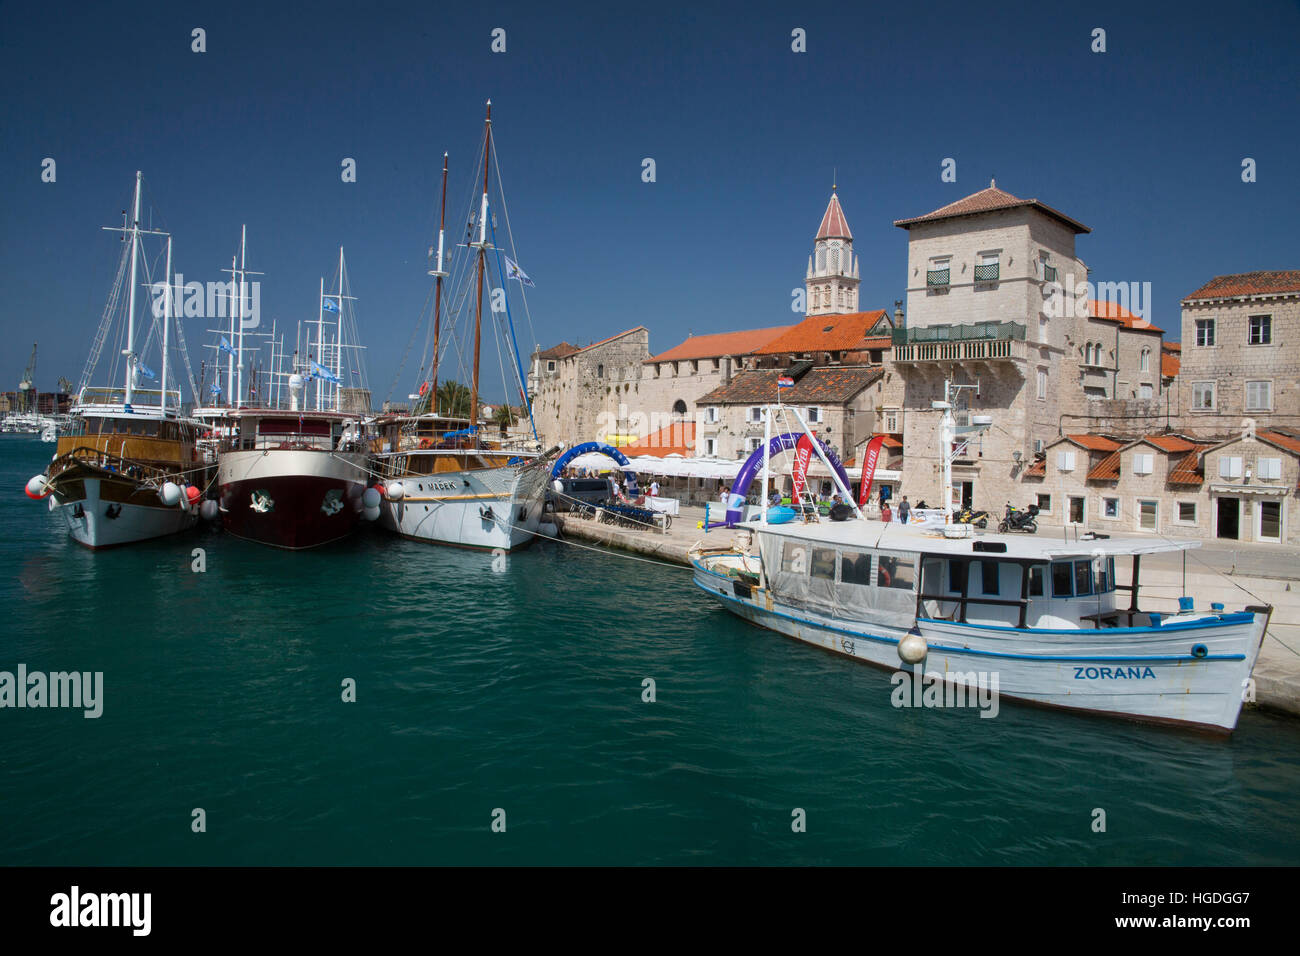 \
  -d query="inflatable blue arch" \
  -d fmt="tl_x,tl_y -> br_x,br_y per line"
712,432 -> 851,528
551,442 -> 639,497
